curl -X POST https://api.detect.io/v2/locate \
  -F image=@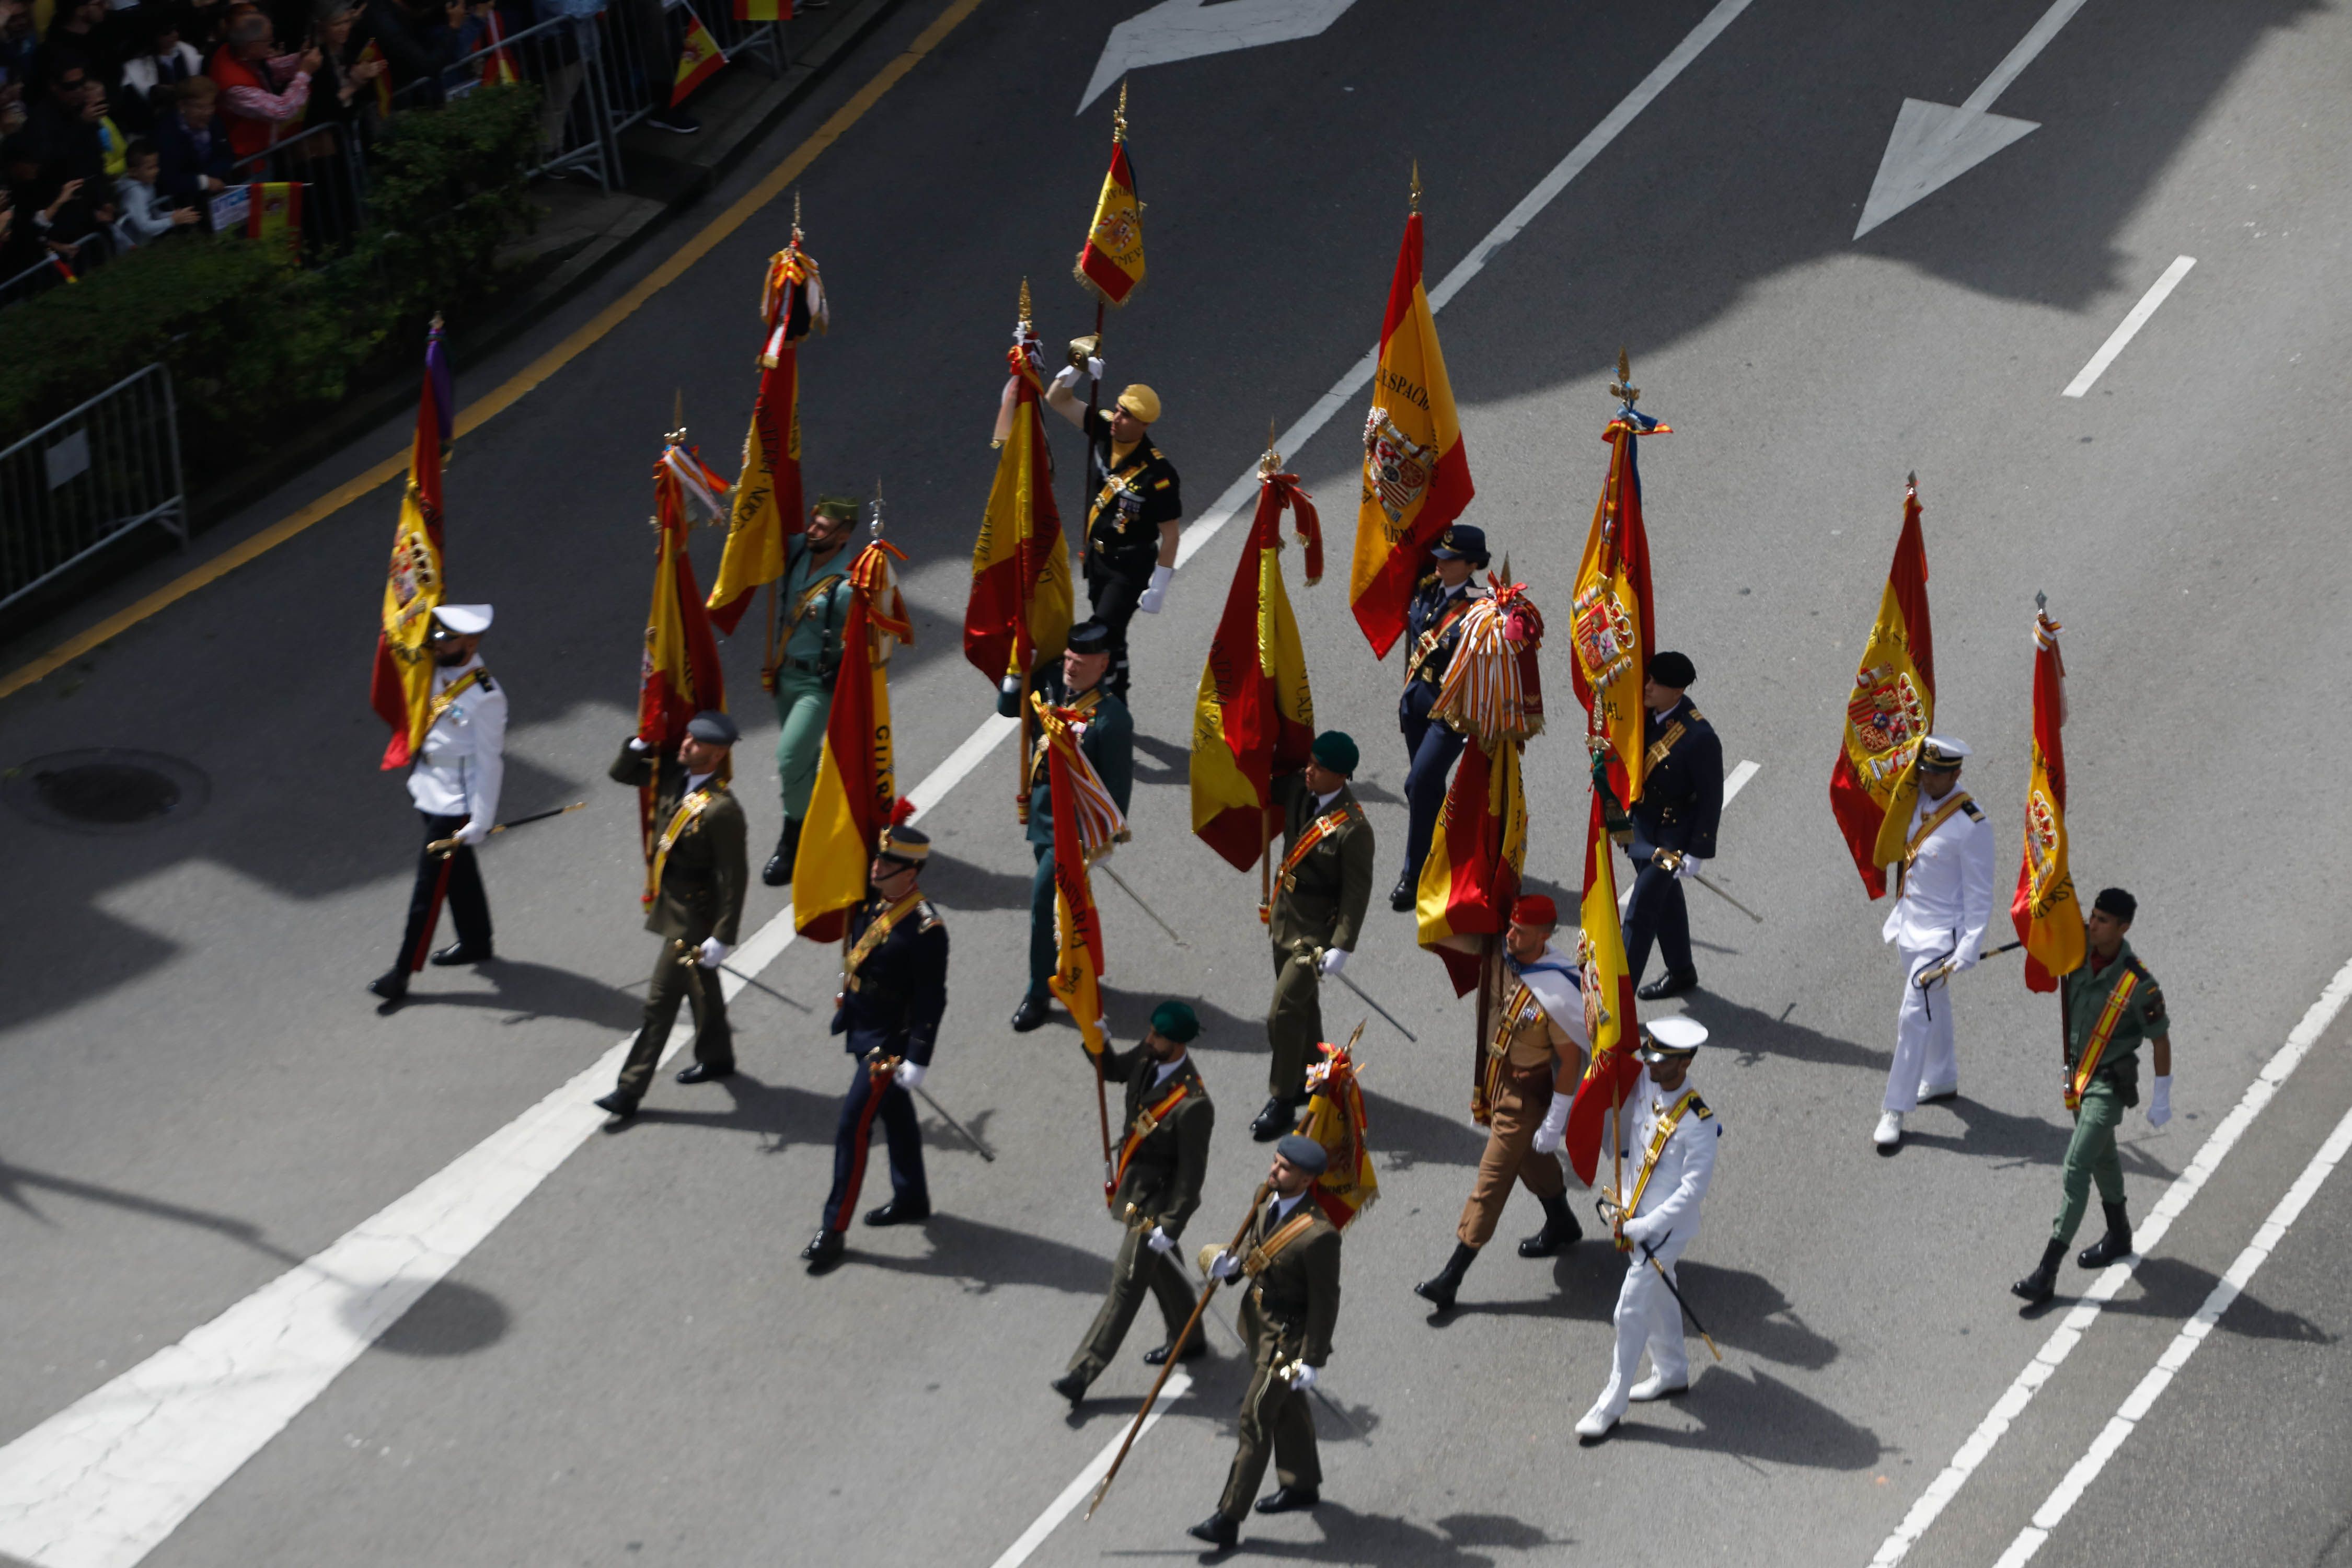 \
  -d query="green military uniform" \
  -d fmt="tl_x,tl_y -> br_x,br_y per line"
2053,940 -> 2168,1243
1265,770 -> 1376,1105
1214,1189 -> 1342,1527
1064,1031 -> 1214,1390
770,531 -> 856,838
996,658 -> 1135,1007
606,740 -> 750,1104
